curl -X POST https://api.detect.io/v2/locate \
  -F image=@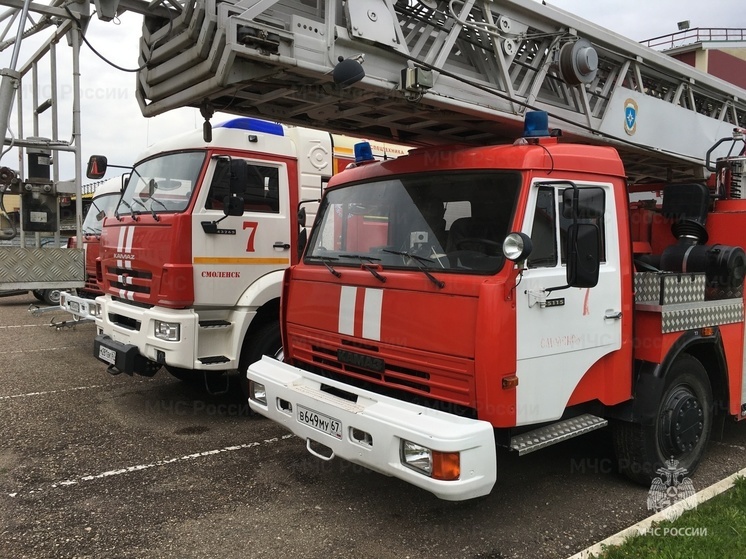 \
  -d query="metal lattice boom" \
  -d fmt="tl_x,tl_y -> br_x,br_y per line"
133,0 -> 746,183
